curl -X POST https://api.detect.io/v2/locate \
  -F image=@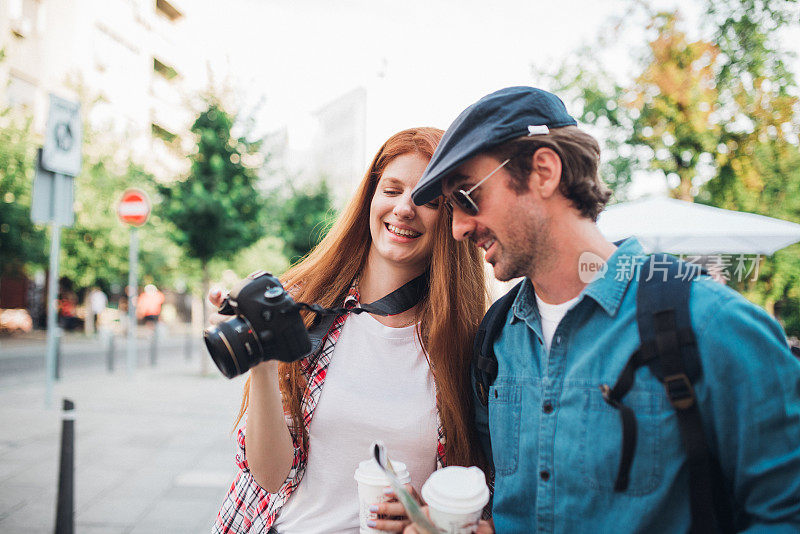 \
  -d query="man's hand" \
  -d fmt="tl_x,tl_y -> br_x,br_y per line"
402,506 -> 494,533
